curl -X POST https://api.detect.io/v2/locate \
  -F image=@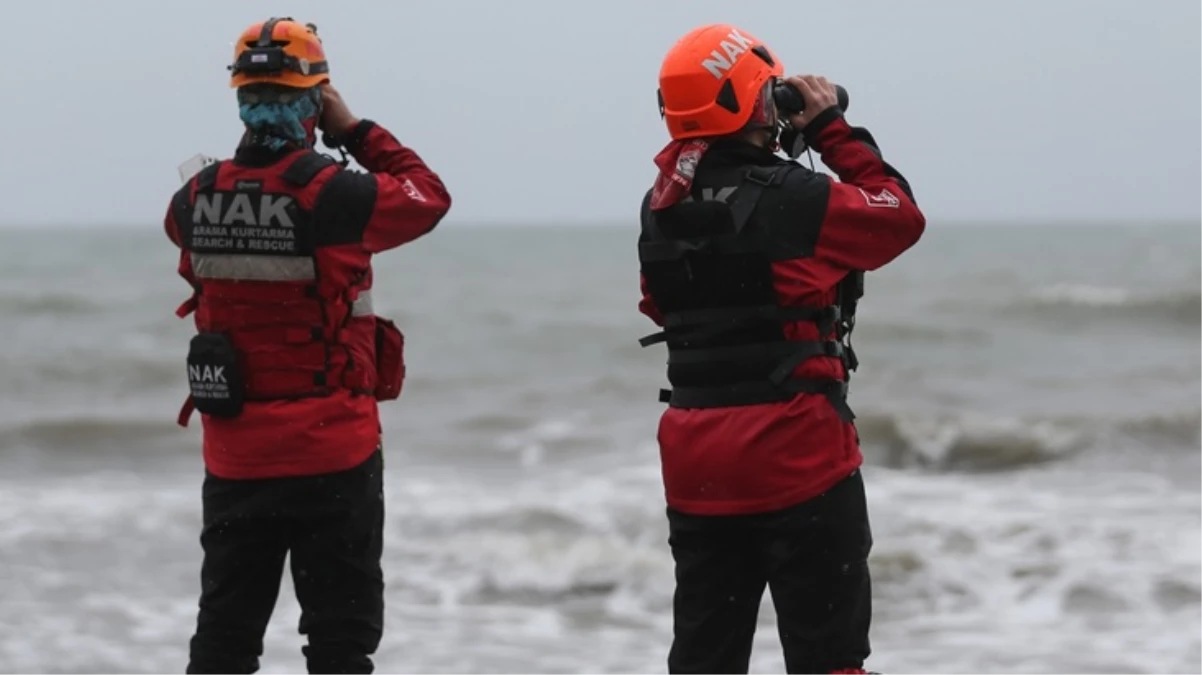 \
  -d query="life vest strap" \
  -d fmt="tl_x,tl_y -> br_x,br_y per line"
638,234 -> 760,263
665,340 -> 842,366
660,378 -> 855,422
177,396 -> 196,427
176,295 -> 199,318
639,305 -> 841,347
728,164 -> 788,235
663,304 -> 839,329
